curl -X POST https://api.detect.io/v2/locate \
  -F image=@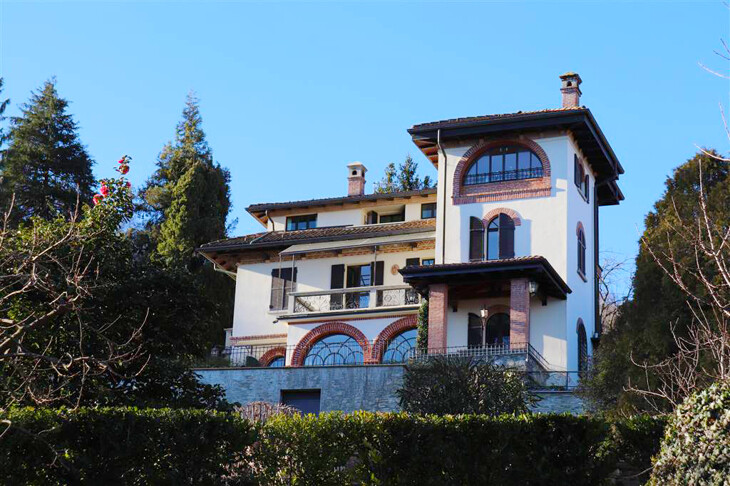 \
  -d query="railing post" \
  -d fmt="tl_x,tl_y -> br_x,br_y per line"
369,288 -> 377,308
288,294 -> 295,313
